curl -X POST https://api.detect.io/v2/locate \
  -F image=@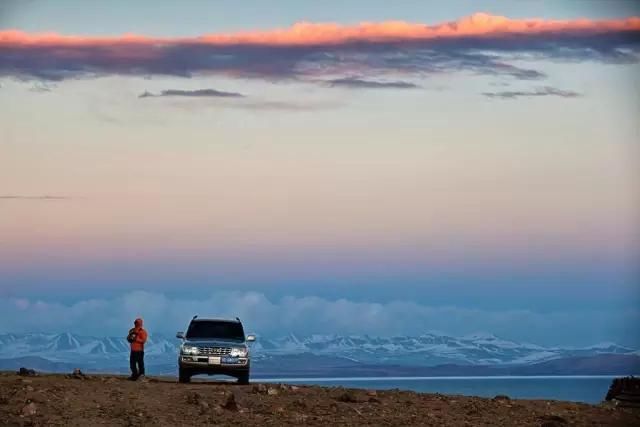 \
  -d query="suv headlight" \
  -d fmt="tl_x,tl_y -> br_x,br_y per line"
230,347 -> 248,358
181,345 -> 199,355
